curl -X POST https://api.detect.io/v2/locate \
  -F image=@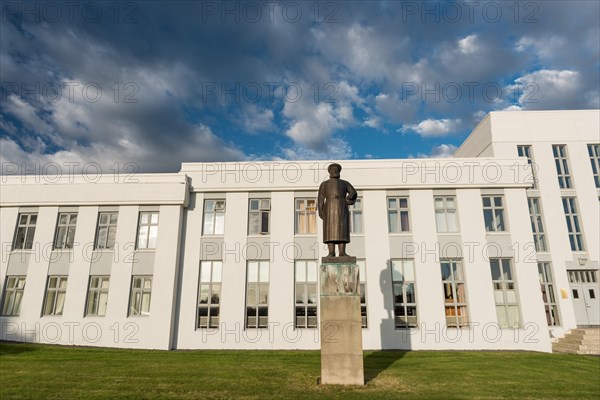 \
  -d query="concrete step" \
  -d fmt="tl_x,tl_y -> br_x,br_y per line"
579,346 -> 600,355
553,328 -> 600,355
553,342 -> 580,351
